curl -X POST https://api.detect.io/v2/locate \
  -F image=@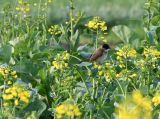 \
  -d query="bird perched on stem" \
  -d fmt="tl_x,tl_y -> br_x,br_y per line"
90,44 -> 110,64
